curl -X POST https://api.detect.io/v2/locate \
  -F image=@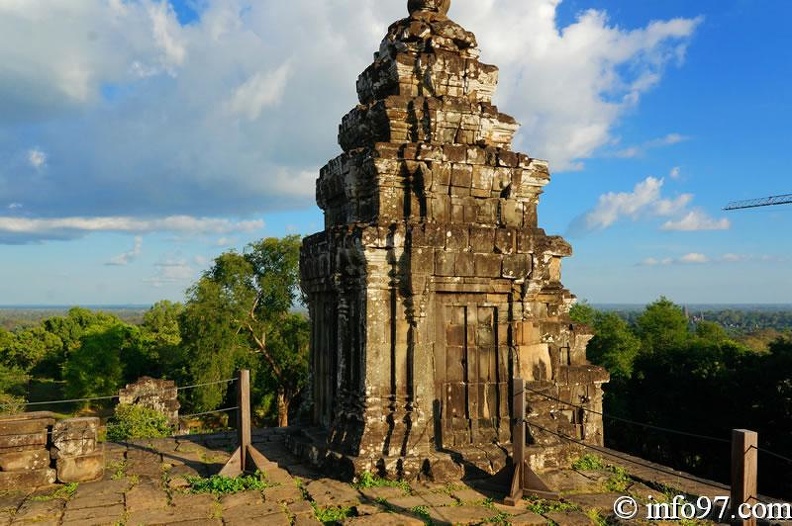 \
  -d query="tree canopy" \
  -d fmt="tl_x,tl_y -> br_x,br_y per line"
180,235 -> 309,425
